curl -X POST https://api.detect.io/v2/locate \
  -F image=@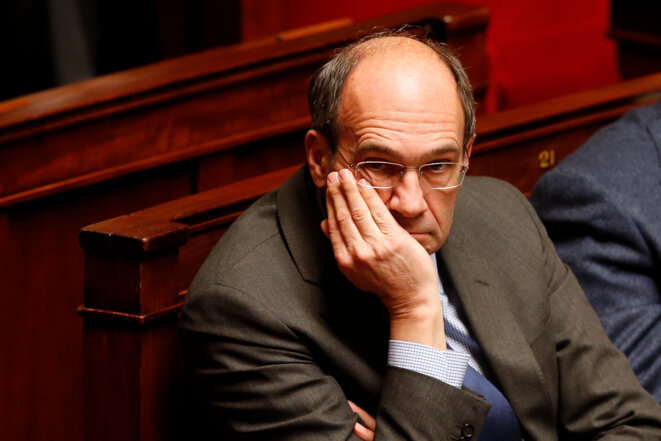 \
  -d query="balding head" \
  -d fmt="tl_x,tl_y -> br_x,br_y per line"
308,31 -> 475,154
